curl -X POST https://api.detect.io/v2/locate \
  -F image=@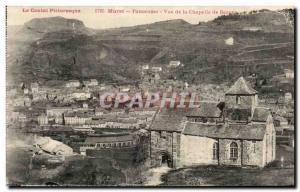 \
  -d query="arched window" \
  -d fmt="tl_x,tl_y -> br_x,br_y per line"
213,142 -> 218,160
236,96 -> 241,104
230,142 -> 238,160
